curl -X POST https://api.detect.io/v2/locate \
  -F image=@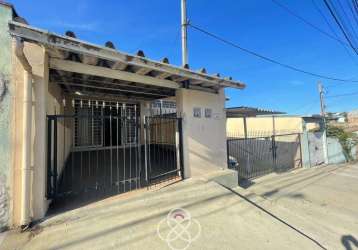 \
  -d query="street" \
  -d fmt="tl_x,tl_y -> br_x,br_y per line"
1,163 -> 358,249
